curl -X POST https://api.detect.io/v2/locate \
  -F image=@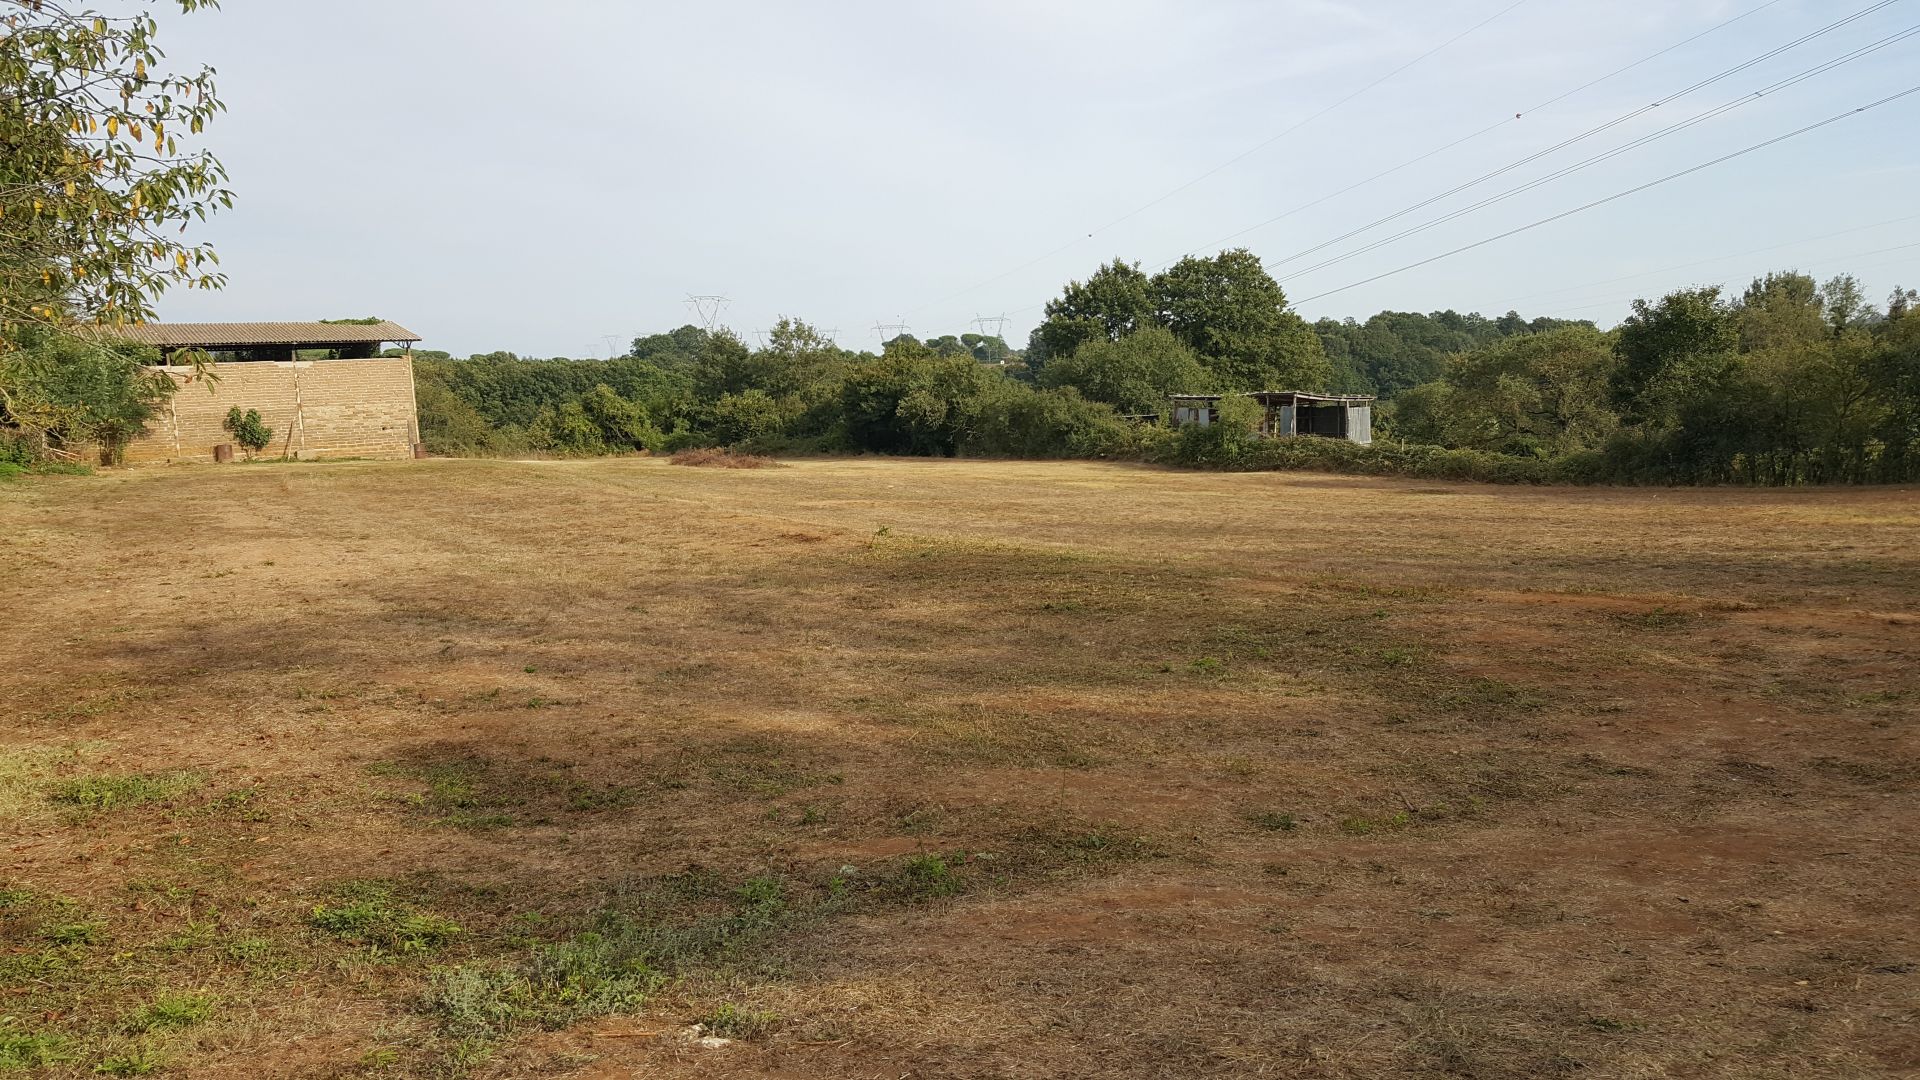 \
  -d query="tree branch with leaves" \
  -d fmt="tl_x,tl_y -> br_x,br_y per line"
1,0 -> 231,334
